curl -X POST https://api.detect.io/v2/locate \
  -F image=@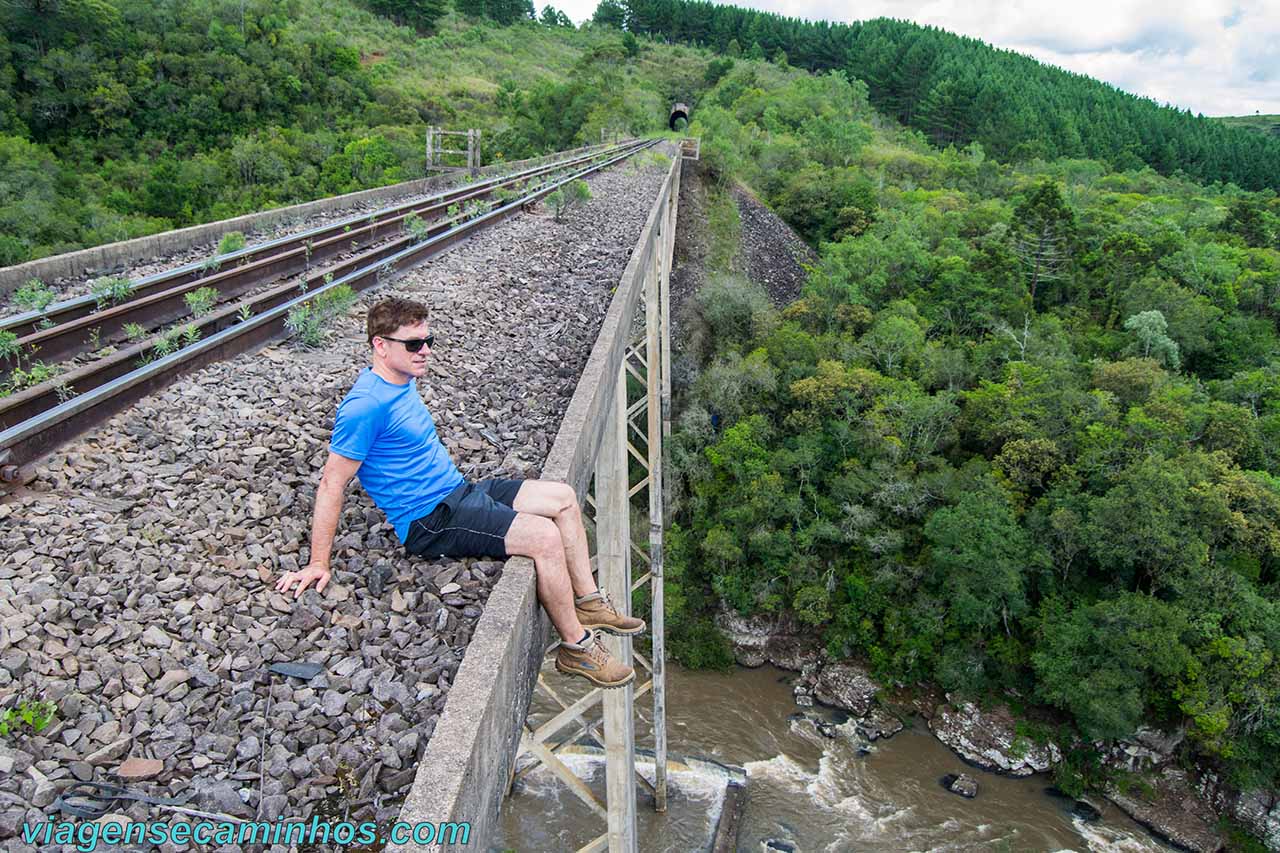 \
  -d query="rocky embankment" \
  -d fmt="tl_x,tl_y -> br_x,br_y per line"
0,151 -> 673,852
667,161 -> 816,344
731,182 -> 816,308
717,610 -> 1280,852
928,699 -> 1060,777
